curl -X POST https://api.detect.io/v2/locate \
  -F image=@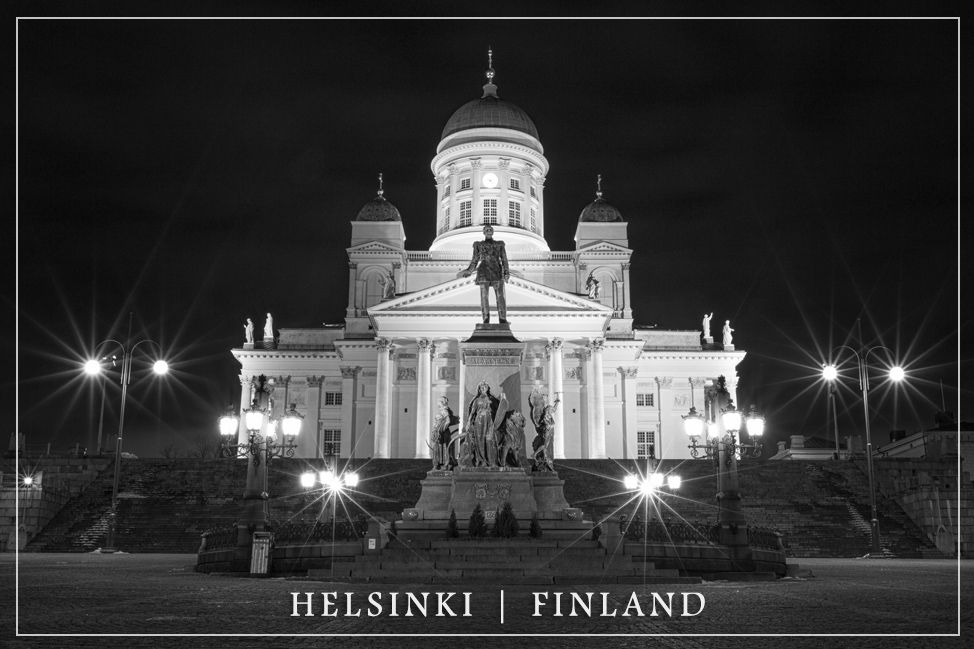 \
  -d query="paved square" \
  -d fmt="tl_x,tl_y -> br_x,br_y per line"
2,553 -> 970,648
